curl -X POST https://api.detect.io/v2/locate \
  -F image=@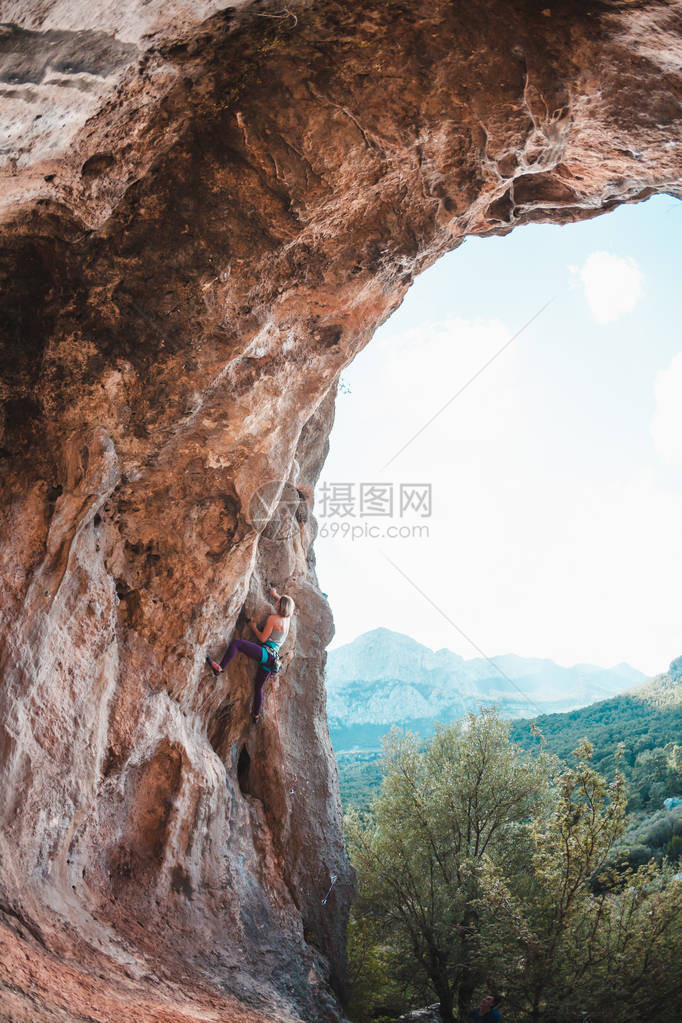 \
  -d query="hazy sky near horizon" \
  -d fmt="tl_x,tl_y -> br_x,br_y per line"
313,195 -> 681,678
